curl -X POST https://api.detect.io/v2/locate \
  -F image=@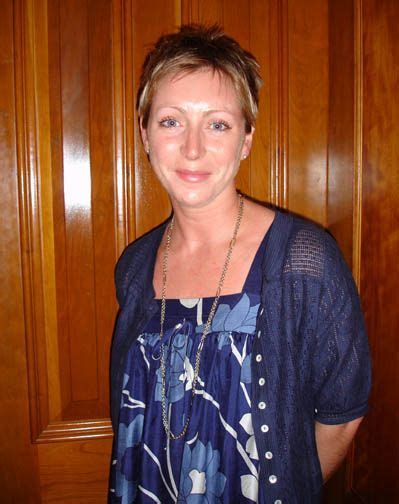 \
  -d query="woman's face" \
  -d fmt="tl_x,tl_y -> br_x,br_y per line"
141,69 -> 254,209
